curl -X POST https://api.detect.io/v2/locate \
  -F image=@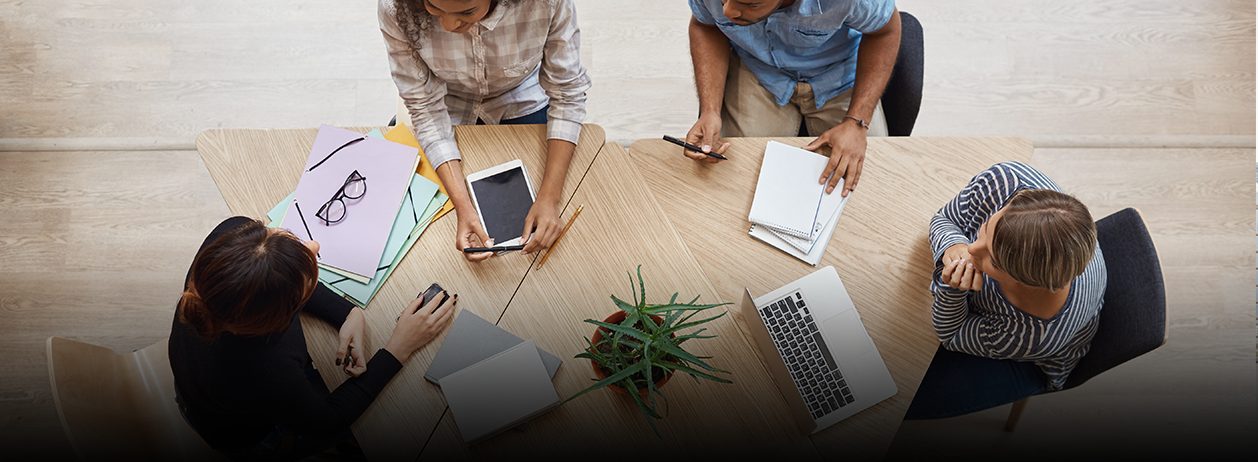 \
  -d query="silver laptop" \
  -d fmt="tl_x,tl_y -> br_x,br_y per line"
741,266 -> 897,433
